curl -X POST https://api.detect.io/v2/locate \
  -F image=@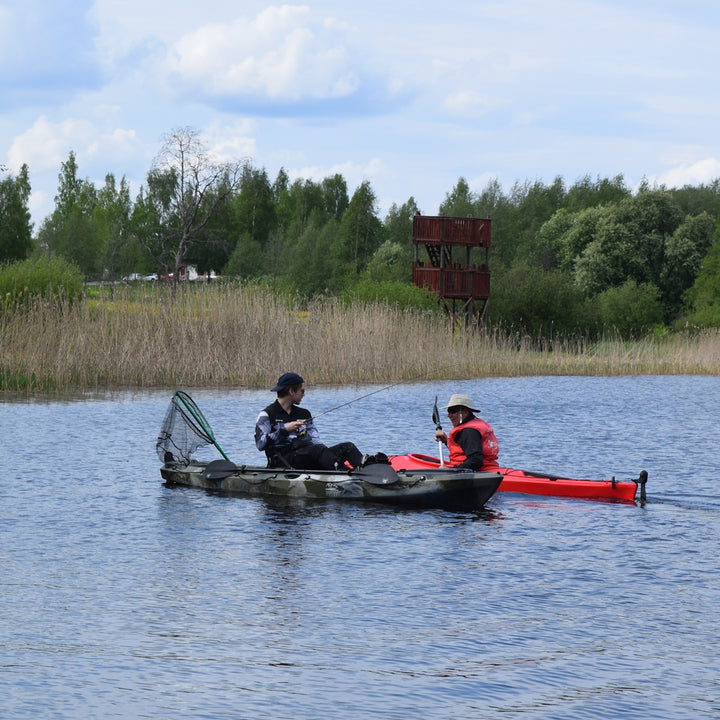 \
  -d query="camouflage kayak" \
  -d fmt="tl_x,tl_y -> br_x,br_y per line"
160,459 -> 503,509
